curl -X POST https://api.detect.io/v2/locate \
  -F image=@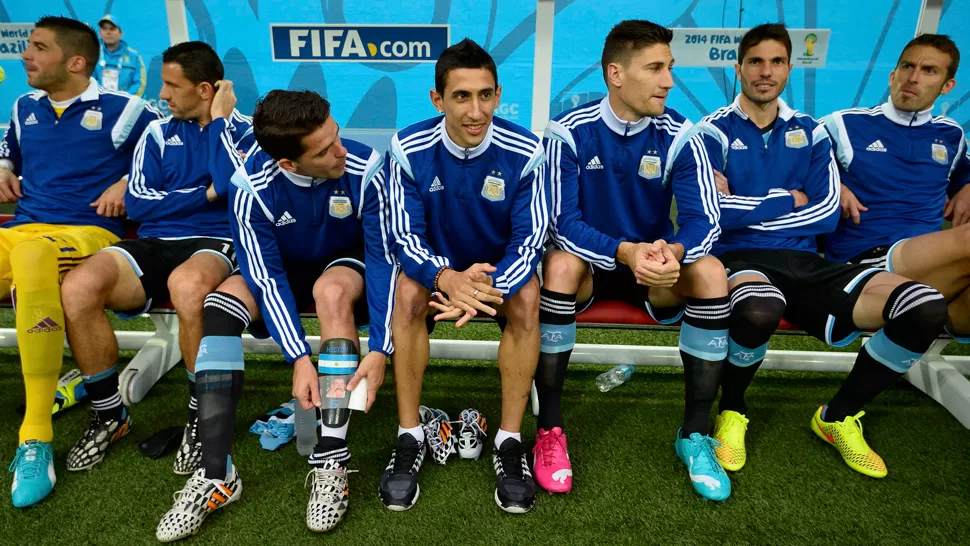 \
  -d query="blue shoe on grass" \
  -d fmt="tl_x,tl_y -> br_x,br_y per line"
675,429 -> 731,502
10,440 -> 56,508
